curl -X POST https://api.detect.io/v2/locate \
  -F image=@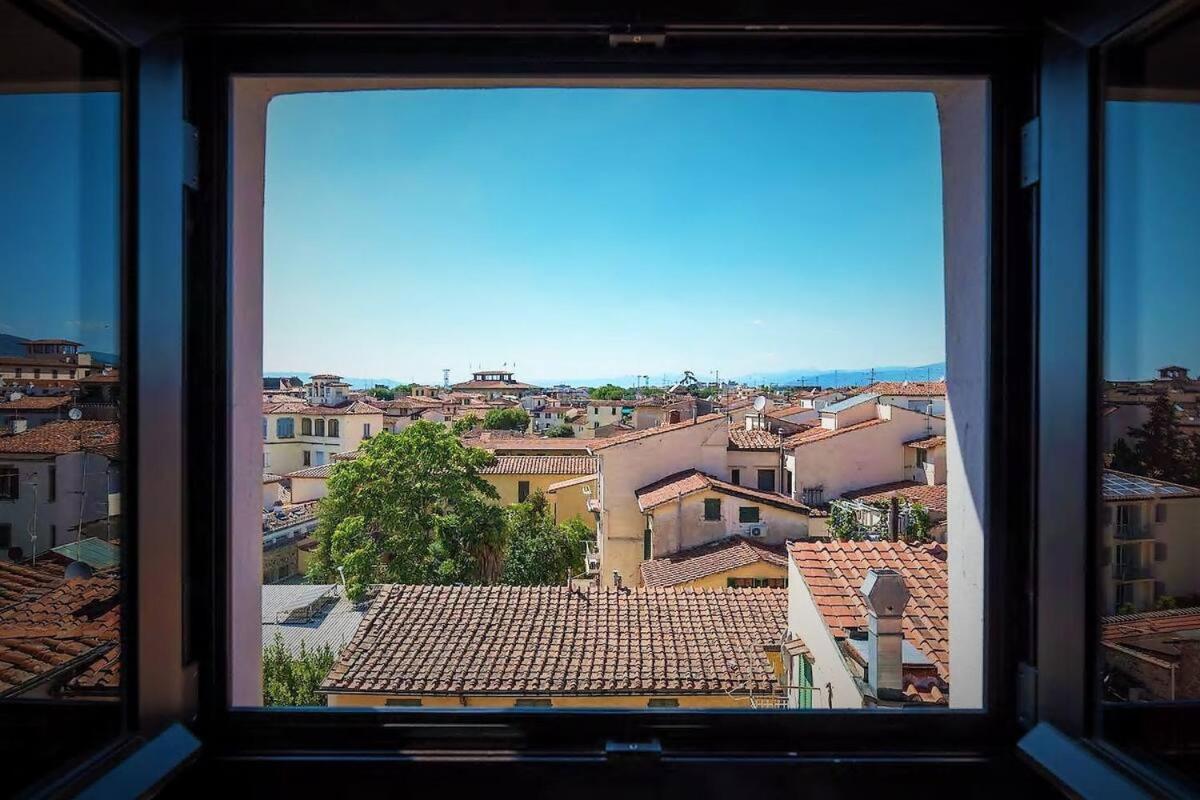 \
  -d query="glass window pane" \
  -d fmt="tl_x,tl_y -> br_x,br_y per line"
0,0 -> 124,790
1099,4 -> 1200,781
